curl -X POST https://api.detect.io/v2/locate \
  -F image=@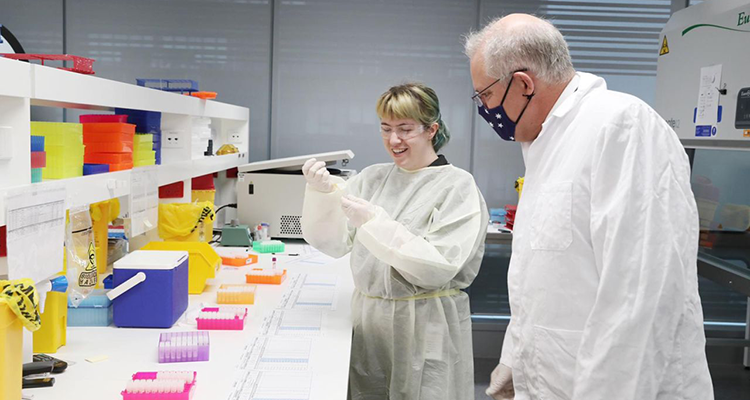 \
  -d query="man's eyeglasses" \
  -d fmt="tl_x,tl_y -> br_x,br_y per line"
471,68 -> 529,107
